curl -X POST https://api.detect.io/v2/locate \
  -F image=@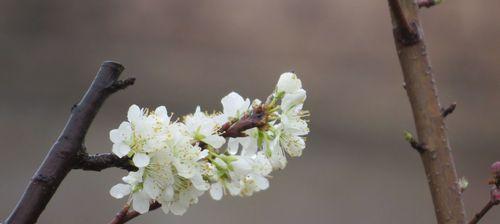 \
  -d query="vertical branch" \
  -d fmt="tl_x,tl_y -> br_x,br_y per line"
387,1 -> 466,223
5,61 -> 132,224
